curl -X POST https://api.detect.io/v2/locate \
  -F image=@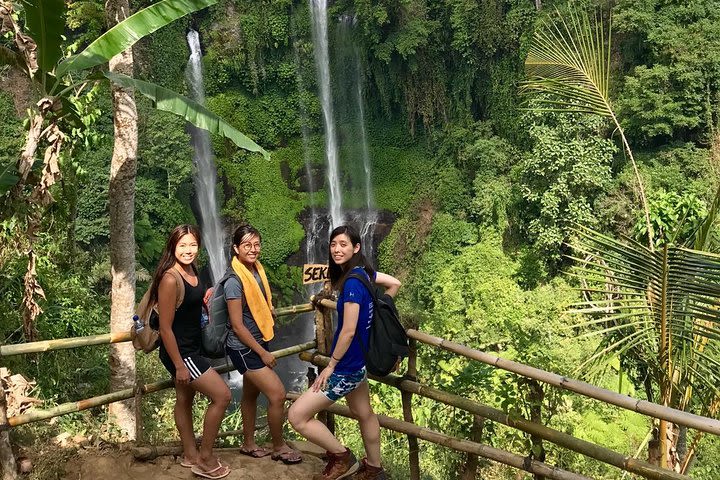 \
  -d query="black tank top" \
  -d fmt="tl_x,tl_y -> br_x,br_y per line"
160,275 -> 204,357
